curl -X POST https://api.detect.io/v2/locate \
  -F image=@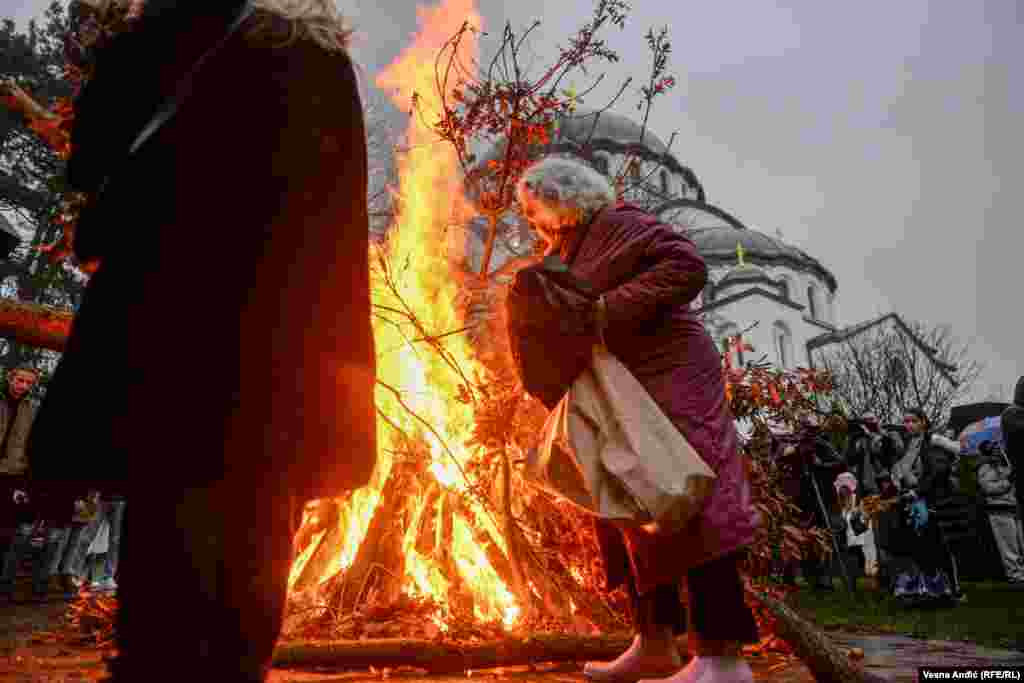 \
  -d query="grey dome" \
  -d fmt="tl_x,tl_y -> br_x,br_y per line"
690,226 -> 838,293
472,108 -> 706,201
554,108 -> 672,156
